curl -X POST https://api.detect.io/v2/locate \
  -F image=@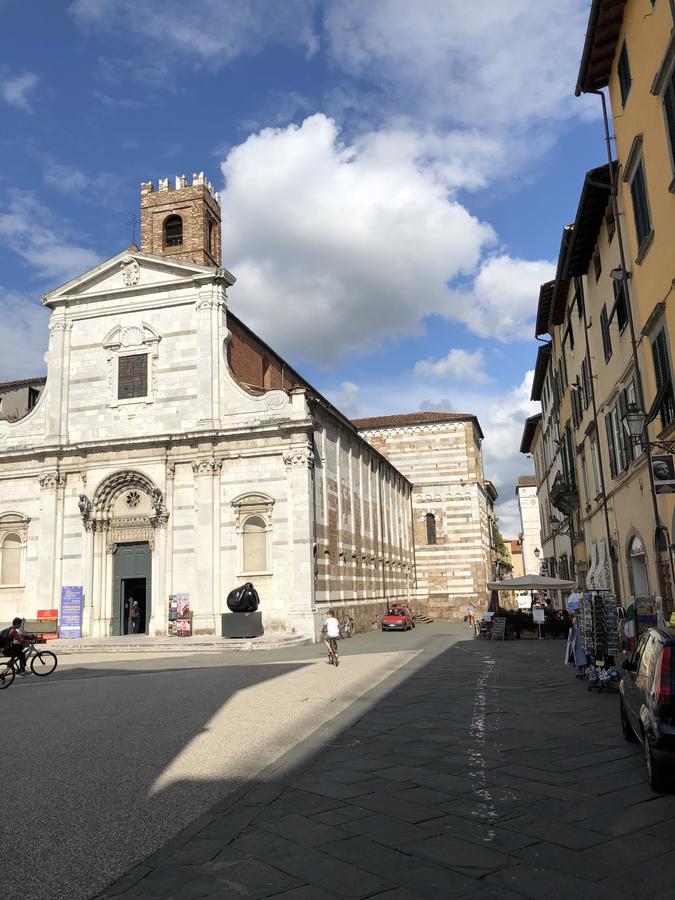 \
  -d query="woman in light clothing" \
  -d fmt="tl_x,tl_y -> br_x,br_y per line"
565,614 -> 588,677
